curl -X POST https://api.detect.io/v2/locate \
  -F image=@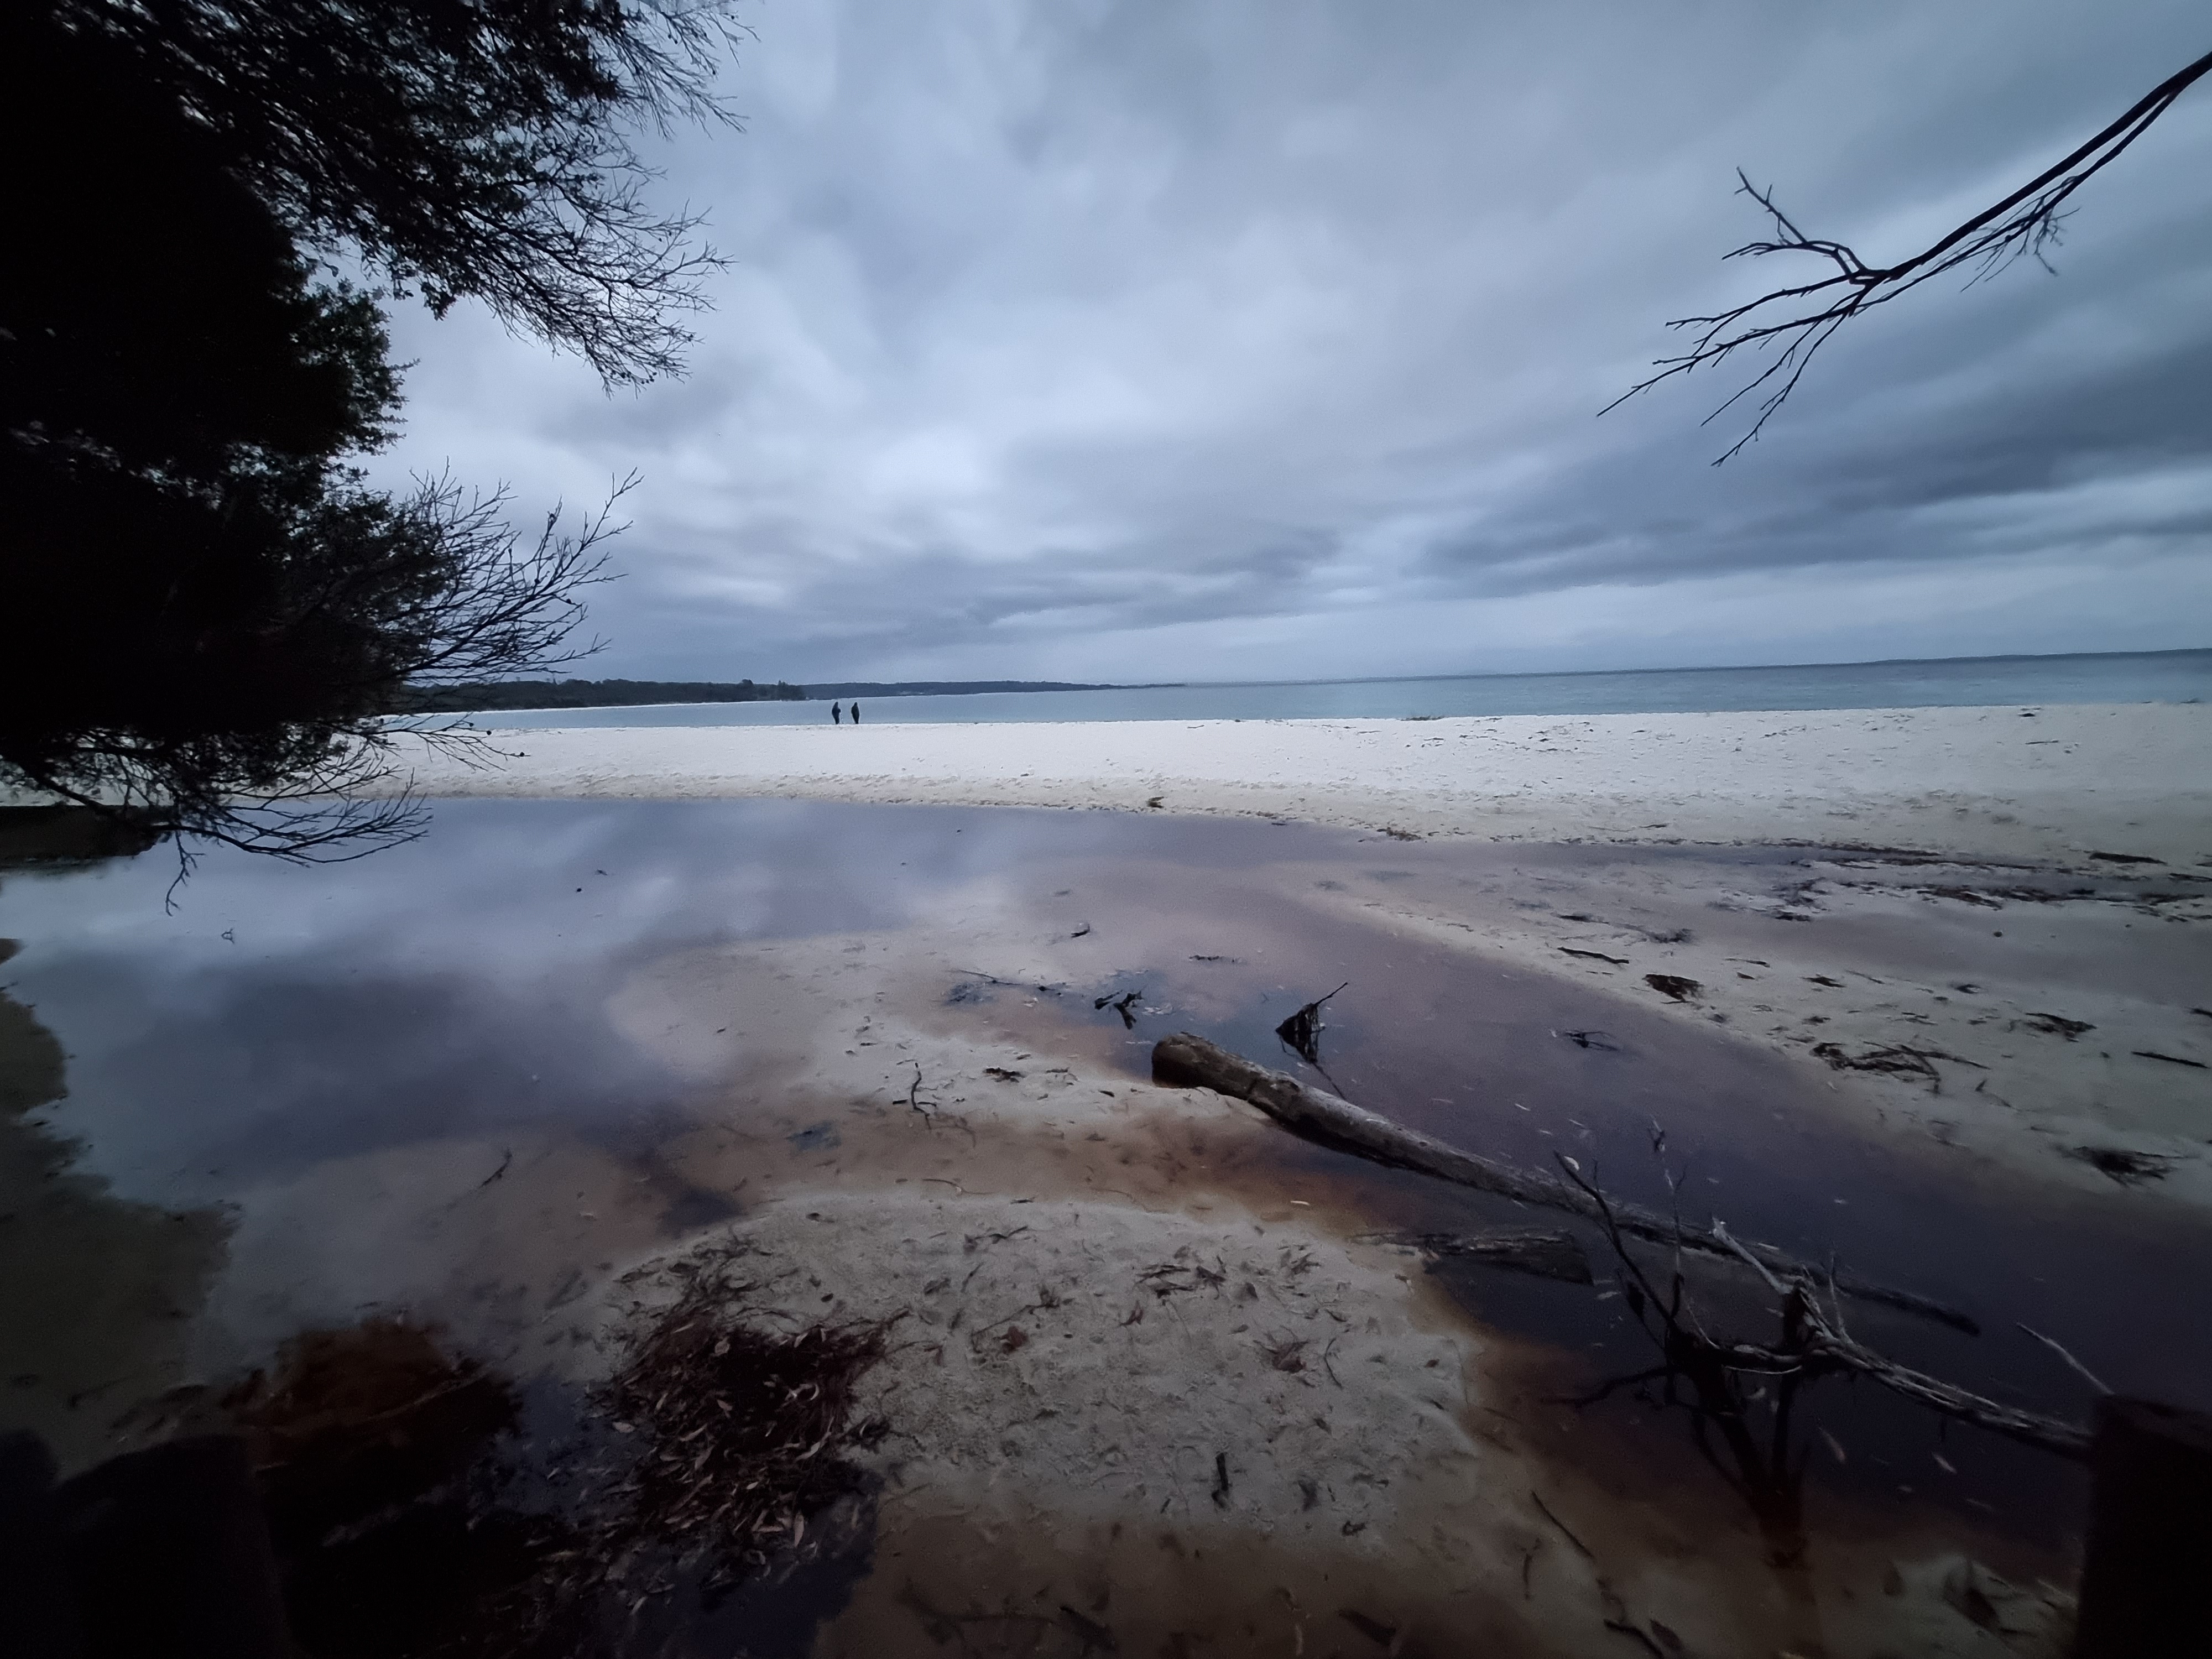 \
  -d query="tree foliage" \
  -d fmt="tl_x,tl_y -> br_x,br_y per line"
2,4 -> 742,865
49,0 -> 748,384
404,678 -> 805,713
